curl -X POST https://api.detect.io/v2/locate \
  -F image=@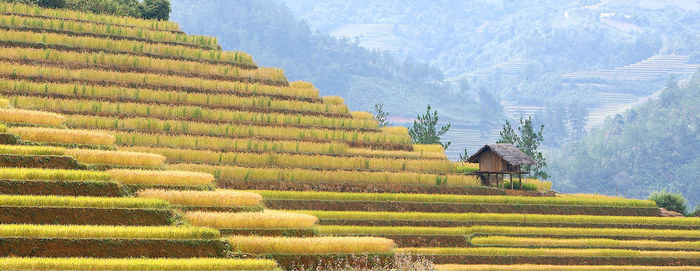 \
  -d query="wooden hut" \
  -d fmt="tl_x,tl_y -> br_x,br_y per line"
466,143 -> 537,189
